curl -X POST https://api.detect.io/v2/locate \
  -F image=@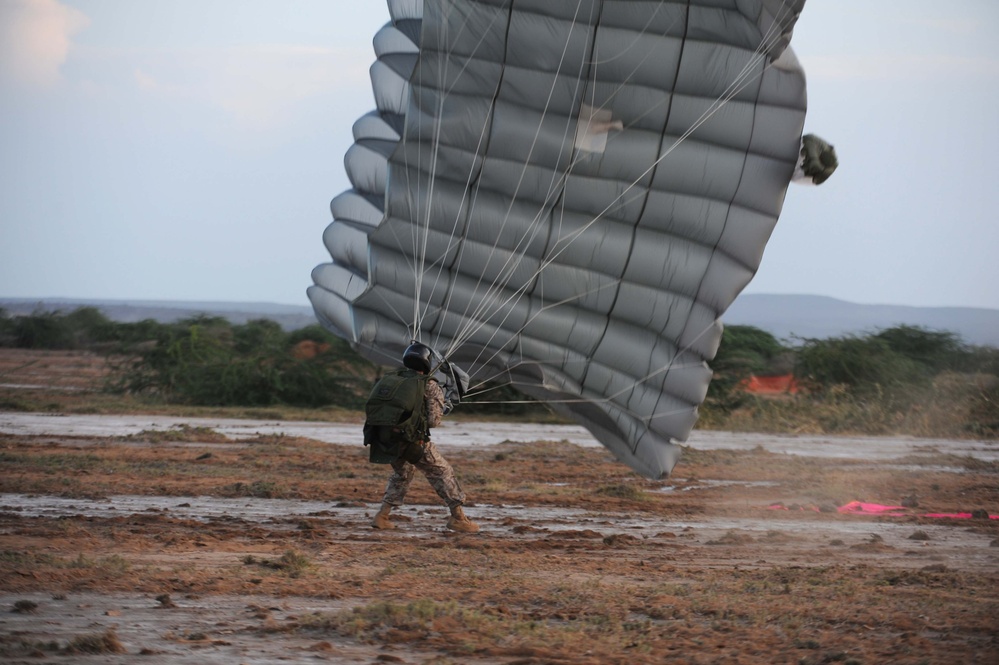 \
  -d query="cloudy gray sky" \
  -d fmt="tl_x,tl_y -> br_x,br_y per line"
1,1 -> 997,310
